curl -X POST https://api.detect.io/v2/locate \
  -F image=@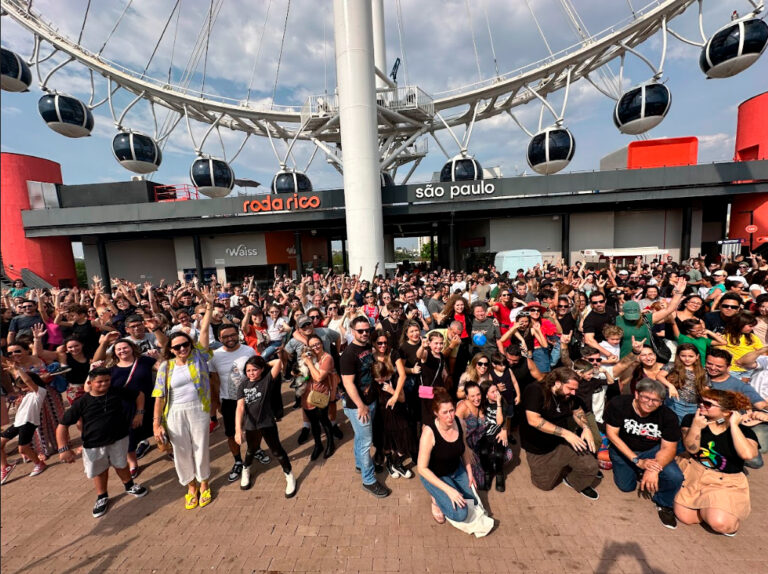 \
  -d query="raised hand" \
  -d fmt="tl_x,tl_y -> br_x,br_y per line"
631,336 -> 646,354
31,323 -> 47,340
